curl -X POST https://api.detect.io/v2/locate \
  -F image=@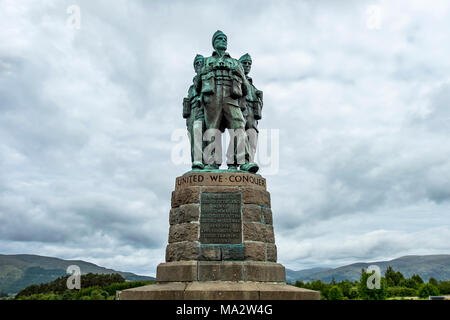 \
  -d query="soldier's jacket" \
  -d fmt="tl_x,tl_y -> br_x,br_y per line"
242,76 -> 263,131
183,75 -> 202,119
197,51 -> 249,100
